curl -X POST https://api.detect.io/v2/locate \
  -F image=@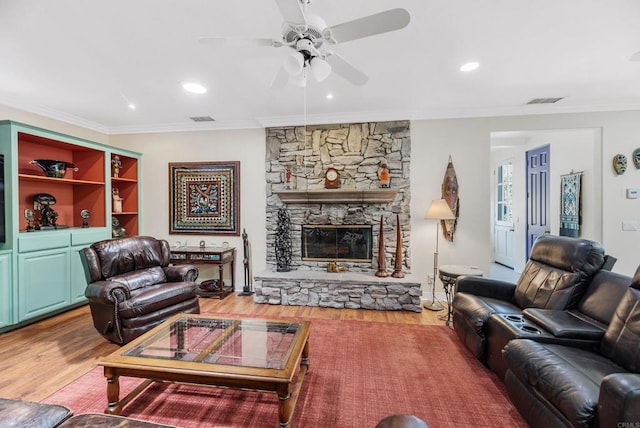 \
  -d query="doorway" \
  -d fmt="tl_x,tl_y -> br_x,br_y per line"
490,128 -> 602,273
525,145 -> 550,260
